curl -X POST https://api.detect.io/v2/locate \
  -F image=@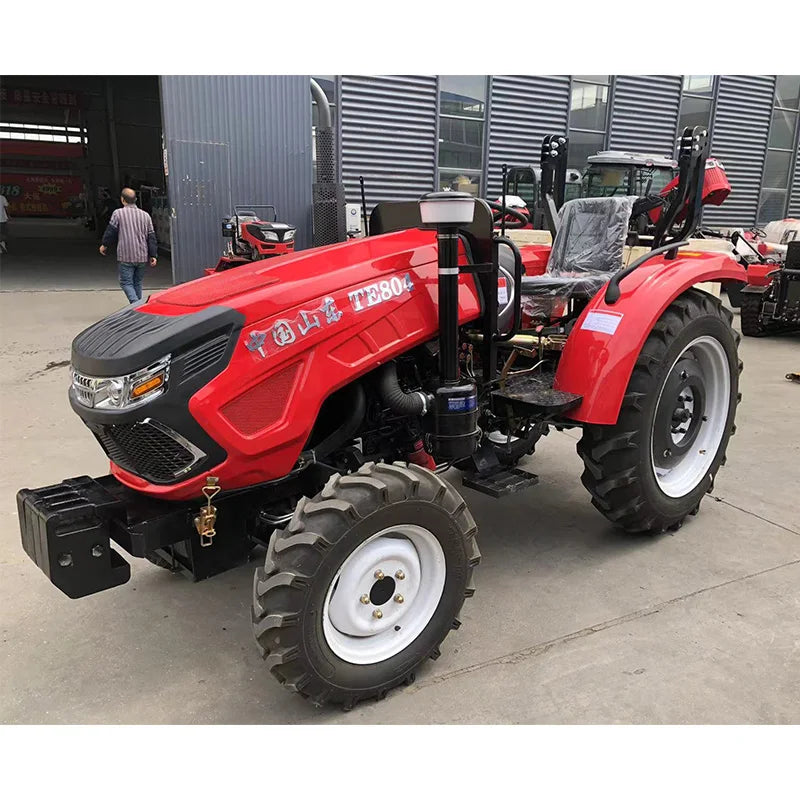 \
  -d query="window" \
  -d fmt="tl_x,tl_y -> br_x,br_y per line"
506,167 -> 536,206
568,76 -> 611,172
438,76 -> 487,196
682,75 -> 714,96
679,76 -> 715,135
758,75 -> 800,224
568,130 -> 606,172
768,106 -> 798,149
570,83 -> 609,131
0,121 -> 86,144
